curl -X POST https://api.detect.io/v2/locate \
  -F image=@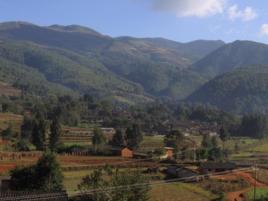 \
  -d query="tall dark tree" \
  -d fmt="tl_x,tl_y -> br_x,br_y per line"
49,117 -> 62,152
92,127 -> 106,152
240,114 -> 268,139
32,116 -> 48,151
21,116 -> 34,140
10,153 -> 63,192
34,153 -> 64,191
211,136 -> 219,148
164,130 -> 185,152
219,126 -> 229,150
201,134 -> 212,149
79,167 -> 150,201
1,125 -> 14,140
125,124 -> 143,150
110,129 -> 125,147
